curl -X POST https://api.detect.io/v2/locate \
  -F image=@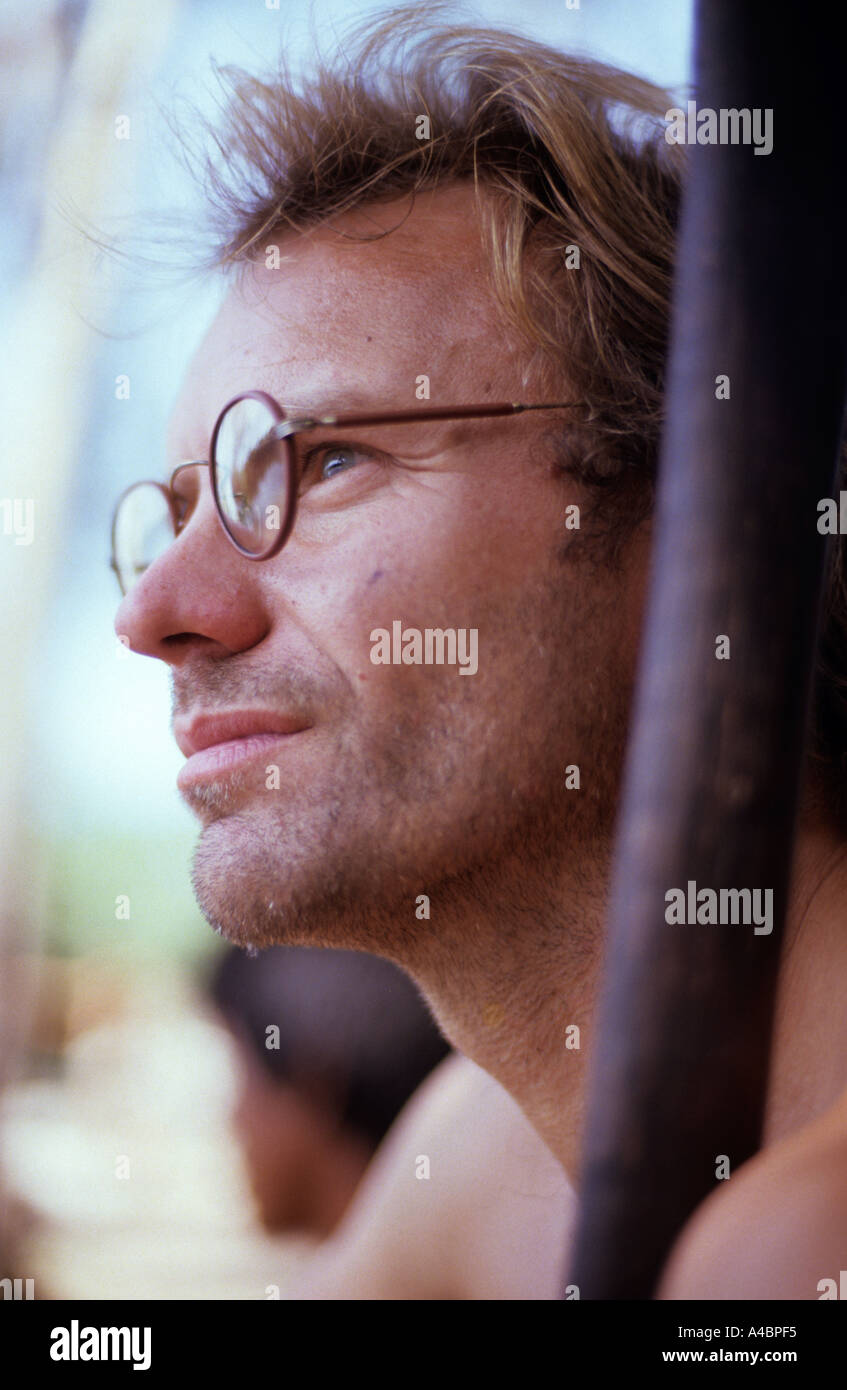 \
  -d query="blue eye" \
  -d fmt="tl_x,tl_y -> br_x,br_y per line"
299,441 -> 385,496
320,448 -> 359,480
